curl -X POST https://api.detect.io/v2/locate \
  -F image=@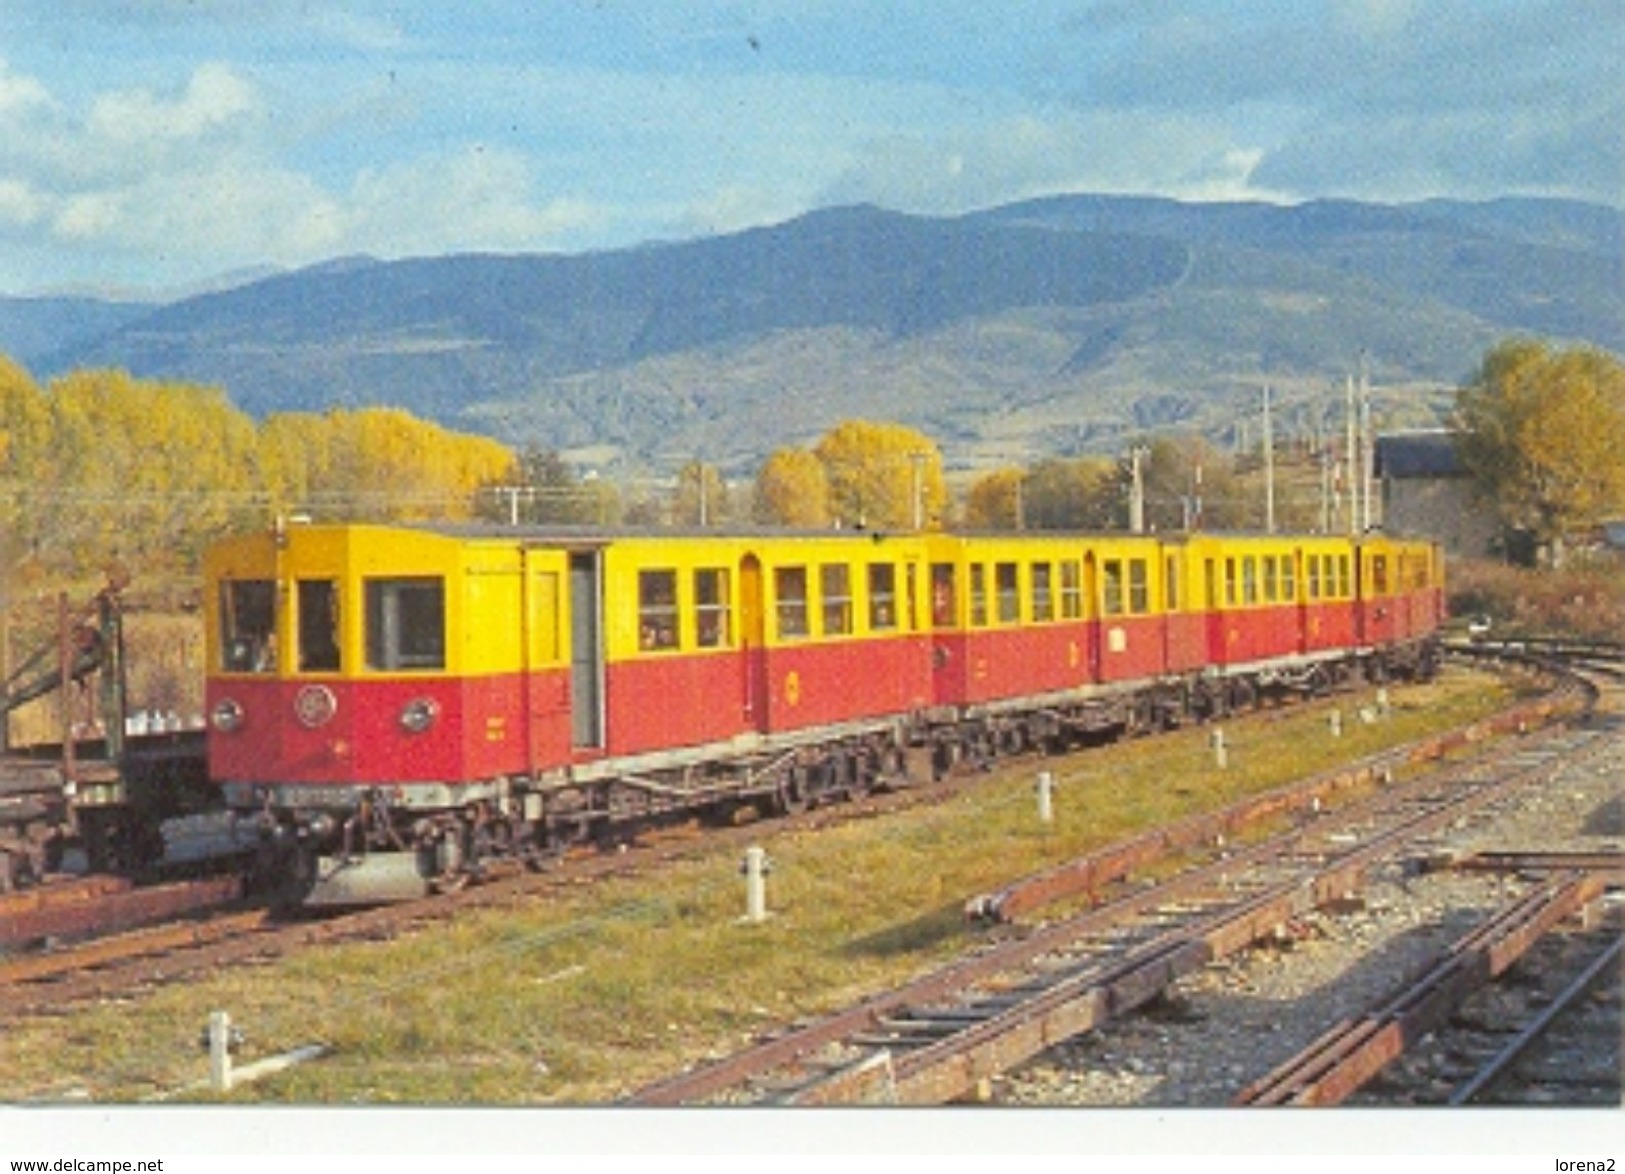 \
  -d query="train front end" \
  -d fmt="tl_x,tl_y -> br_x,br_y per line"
202,521 -> 545,904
